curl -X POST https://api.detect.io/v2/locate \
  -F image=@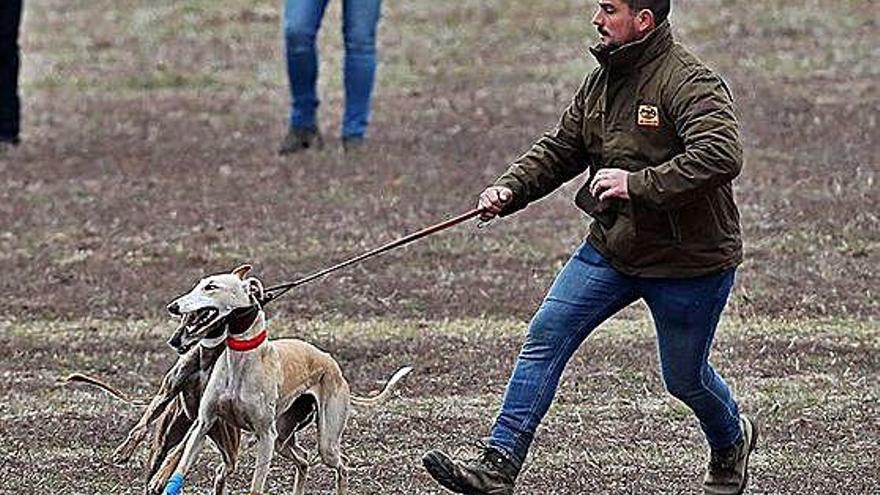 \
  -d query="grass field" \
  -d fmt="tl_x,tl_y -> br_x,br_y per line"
2,0 -> 877,493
